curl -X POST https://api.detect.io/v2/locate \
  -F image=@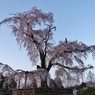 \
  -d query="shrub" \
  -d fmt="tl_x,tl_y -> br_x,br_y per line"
77,86 -> 95,95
